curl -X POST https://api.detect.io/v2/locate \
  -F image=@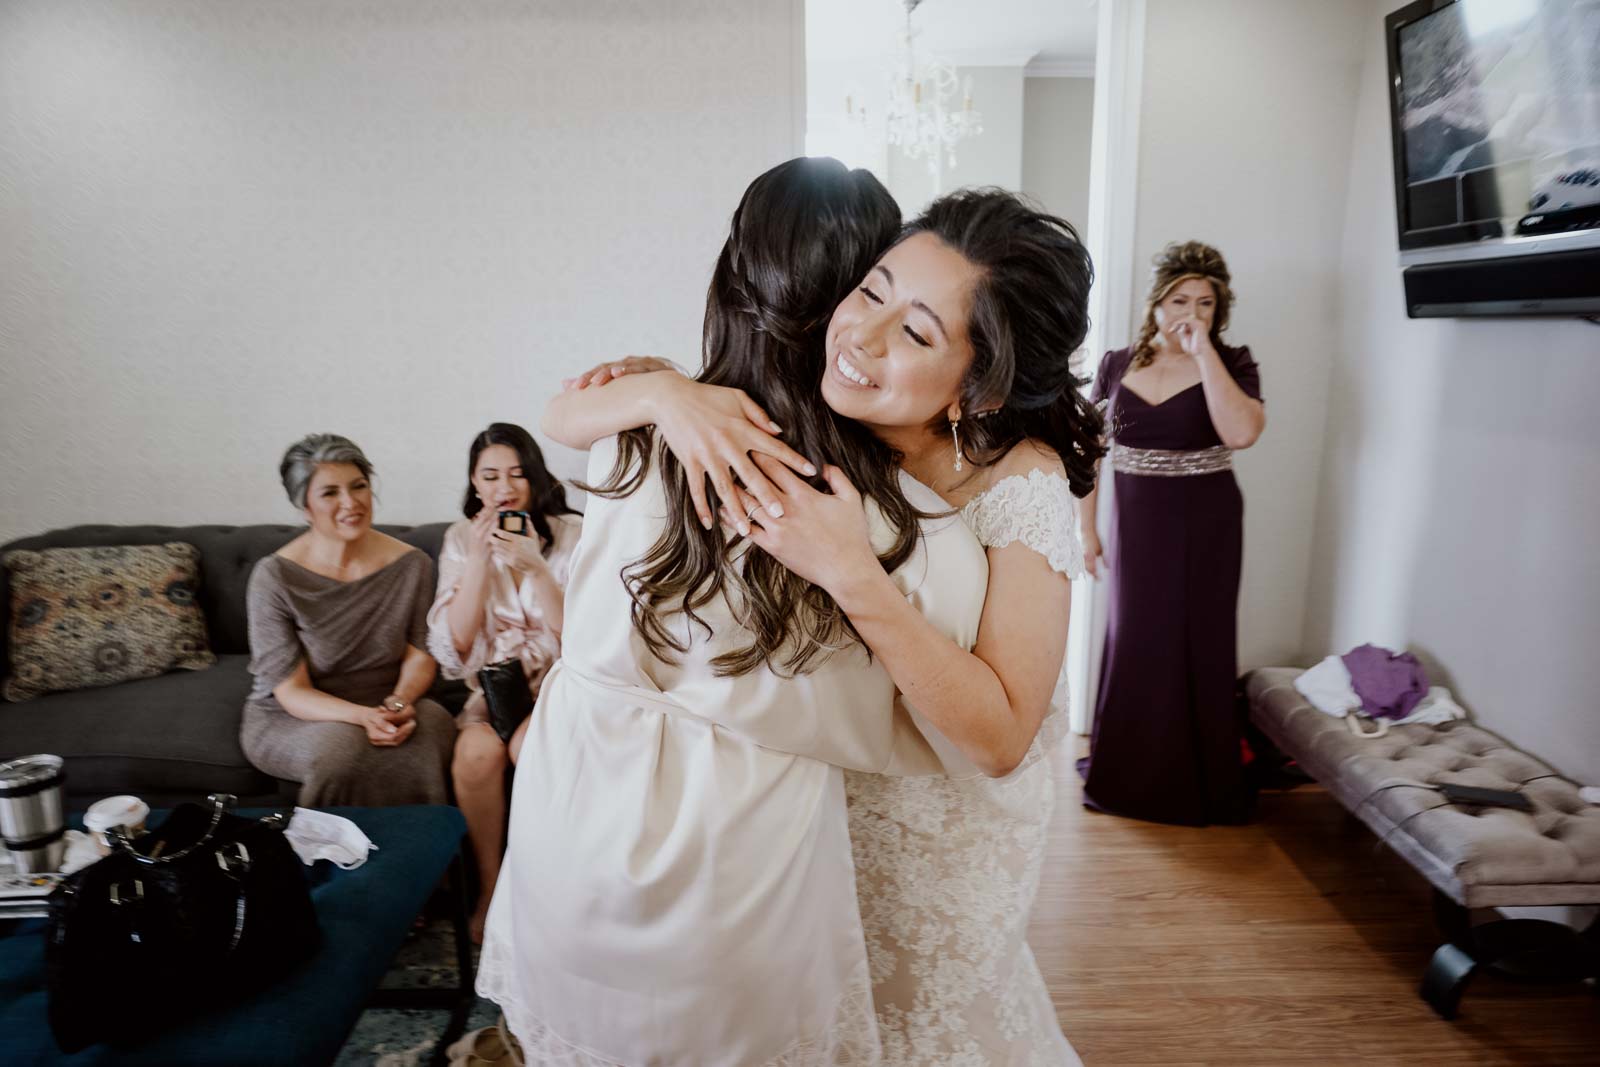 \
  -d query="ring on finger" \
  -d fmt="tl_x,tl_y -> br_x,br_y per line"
745,503 -> 763,521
